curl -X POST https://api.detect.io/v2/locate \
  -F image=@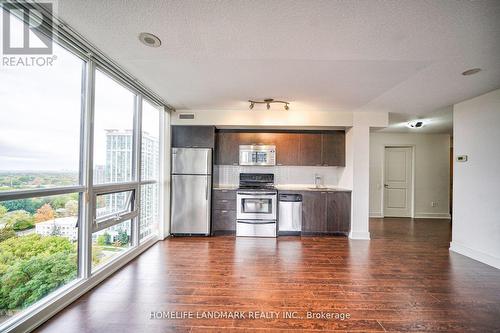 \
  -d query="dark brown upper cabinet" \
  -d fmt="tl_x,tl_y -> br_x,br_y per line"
213,130 -> 345,166
215,132 -> 240,165
298,133 -> 323,166
172,125 -> 215,148
275,133 -> 300,165
321,132 -> 345,166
